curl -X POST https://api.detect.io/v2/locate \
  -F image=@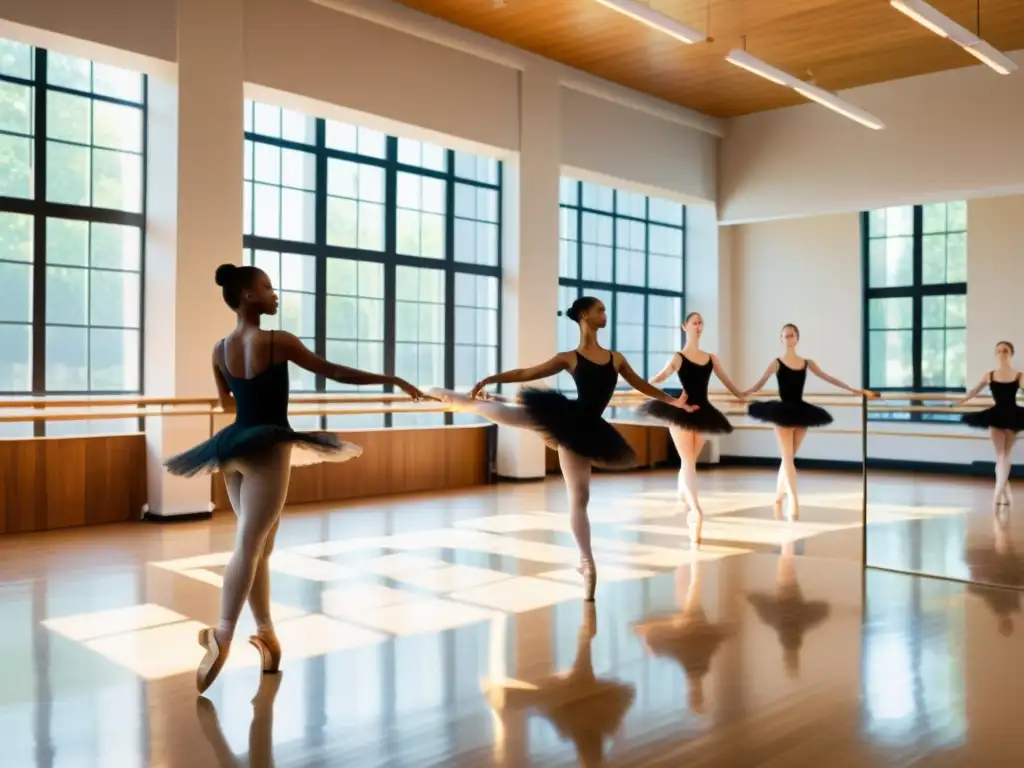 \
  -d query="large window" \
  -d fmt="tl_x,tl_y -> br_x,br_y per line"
0,40 -> 146,406
863,202 -> 967,392
244,101 -> 502,428
557,177 -> 685,391
862,202 -> 966,421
